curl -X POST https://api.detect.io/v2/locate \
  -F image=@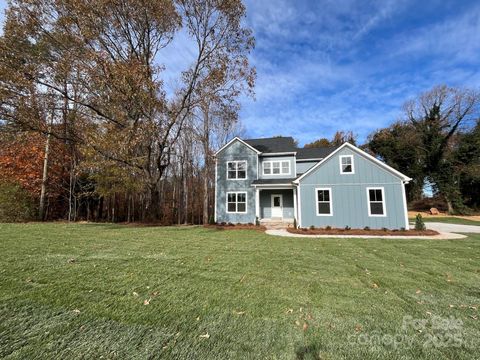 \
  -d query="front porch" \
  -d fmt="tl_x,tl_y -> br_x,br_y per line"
254,187 -> 298,227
